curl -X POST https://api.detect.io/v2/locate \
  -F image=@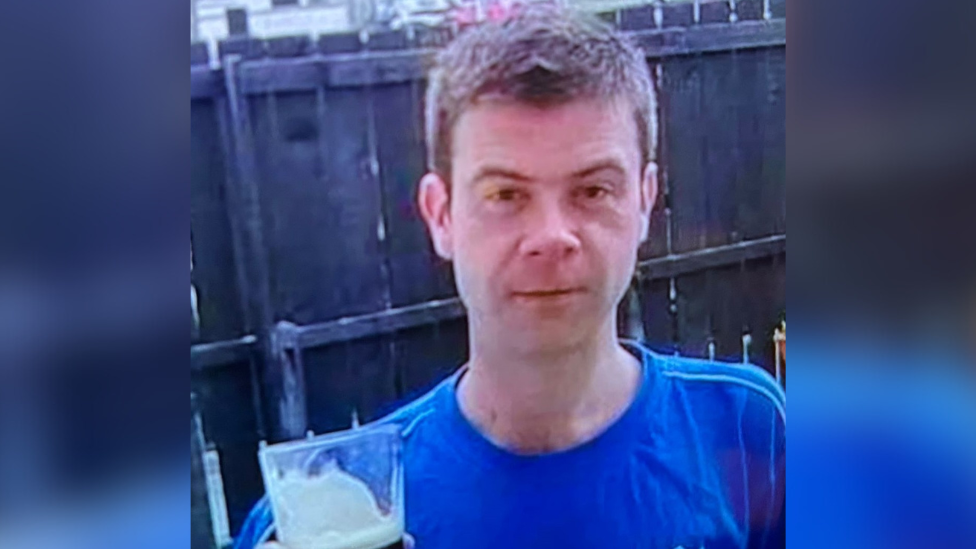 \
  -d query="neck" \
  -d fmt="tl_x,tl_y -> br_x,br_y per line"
457,318 -> 641,454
